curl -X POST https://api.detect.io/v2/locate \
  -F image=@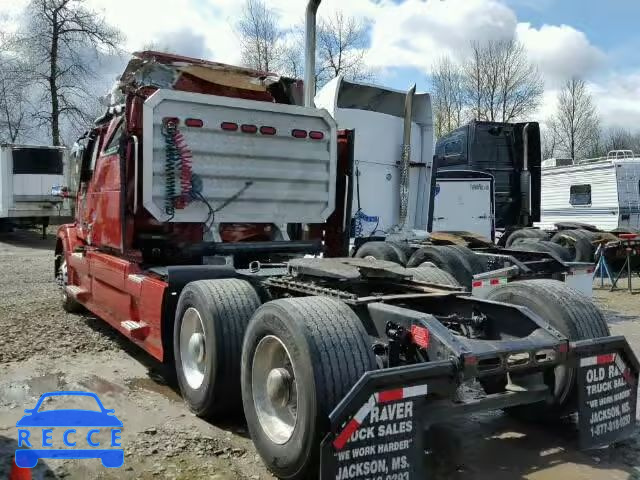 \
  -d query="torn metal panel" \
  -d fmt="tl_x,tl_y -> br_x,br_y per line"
116,51 -> 303,106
